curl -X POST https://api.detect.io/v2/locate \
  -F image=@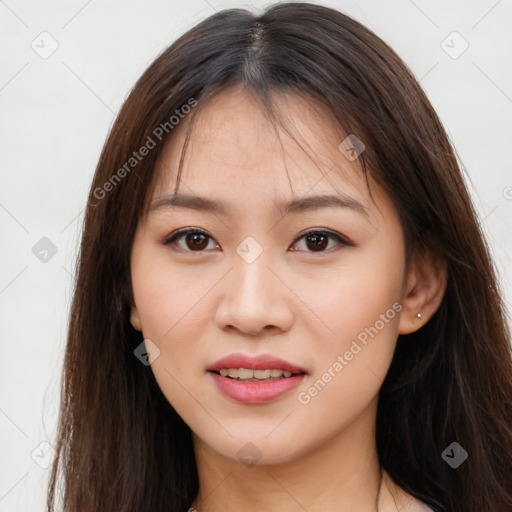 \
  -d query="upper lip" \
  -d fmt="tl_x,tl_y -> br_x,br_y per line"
208,353 -> 308,374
